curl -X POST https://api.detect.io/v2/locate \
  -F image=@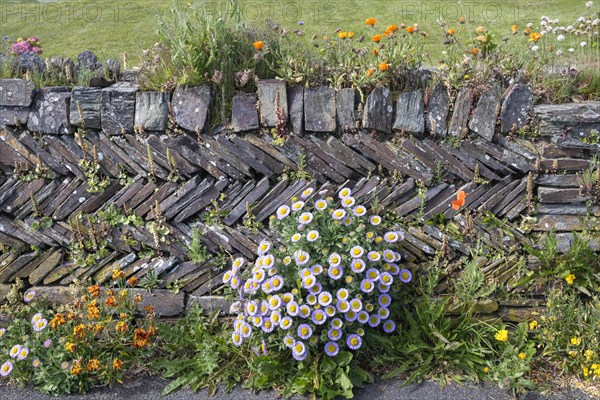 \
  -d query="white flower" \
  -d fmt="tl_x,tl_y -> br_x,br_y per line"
581,41 -> 587,47
566,25 -> 575,32
569,47 -> 575,52
527,22 -> 533,28
587,1 -> 594,8
556,49 -> 563,56
276,205 -> 290,220
541,20 -> 548,27
578,16 -> 586,23
306,230 -> 319,242
531,45 -> 539,52
291,201 -> 305,212
557,34 -> 565,42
